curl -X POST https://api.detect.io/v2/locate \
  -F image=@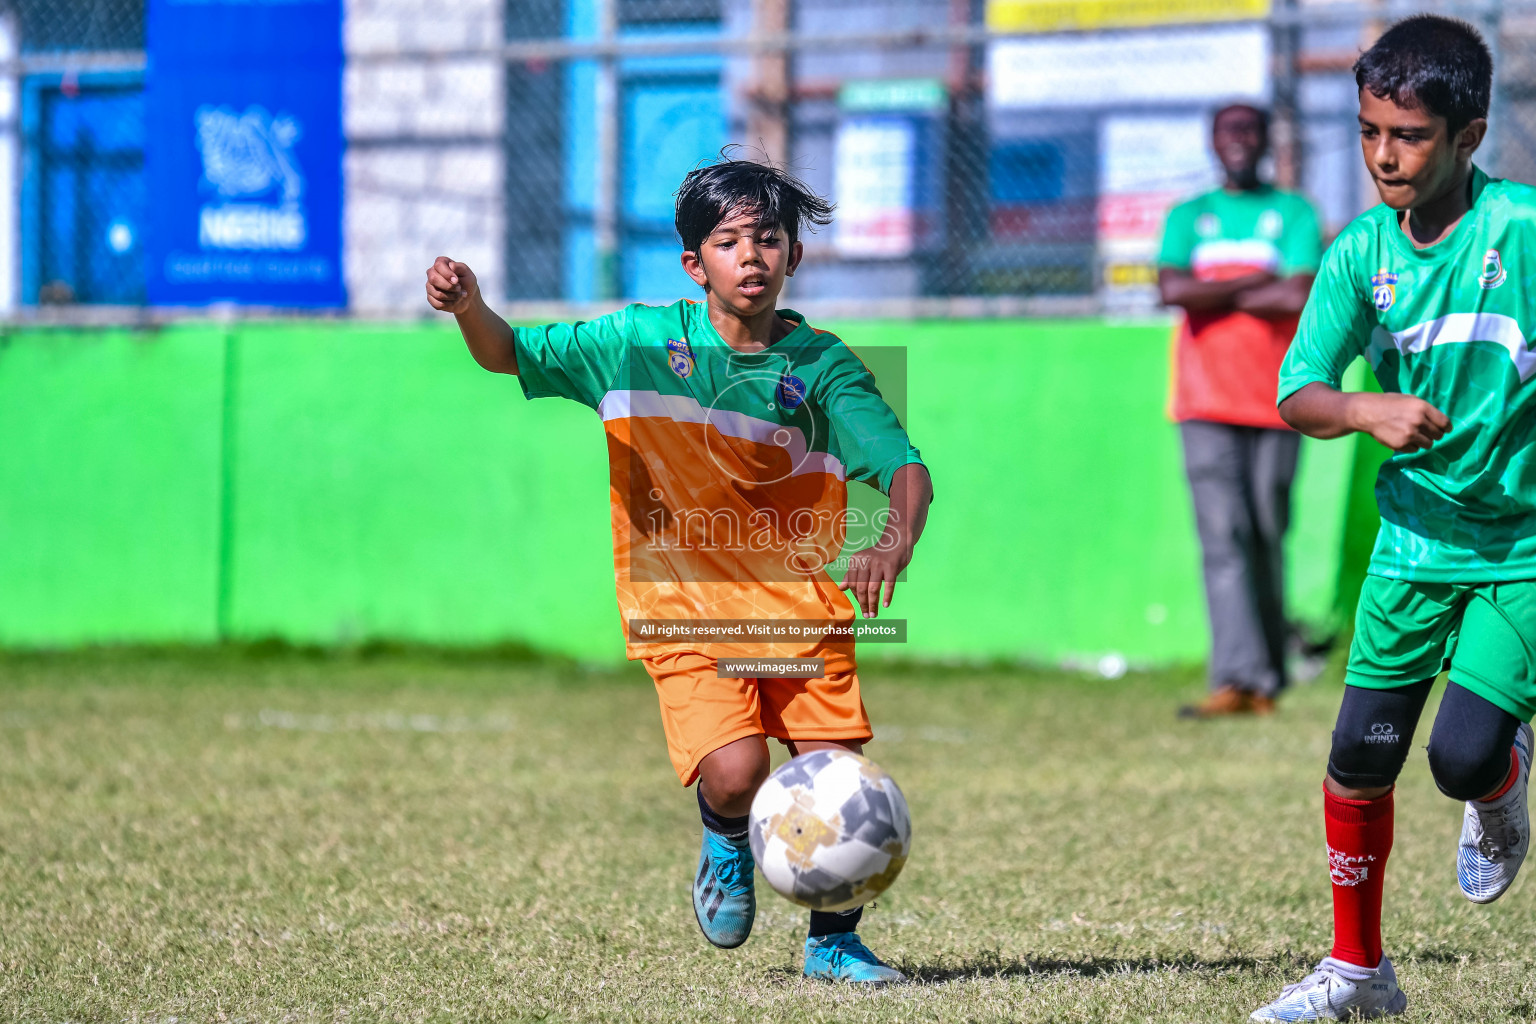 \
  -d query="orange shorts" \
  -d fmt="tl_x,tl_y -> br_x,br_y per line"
644,649 -> 872,785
